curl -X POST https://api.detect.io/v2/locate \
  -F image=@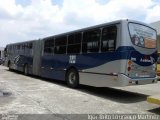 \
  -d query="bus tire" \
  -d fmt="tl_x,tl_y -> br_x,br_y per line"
24,64 -> 29,76
66,68 -> 79,88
